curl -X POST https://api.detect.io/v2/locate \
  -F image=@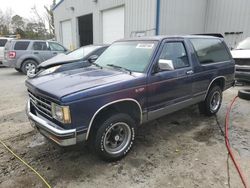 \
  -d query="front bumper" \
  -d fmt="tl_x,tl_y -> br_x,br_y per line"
26,101 -> 87,146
